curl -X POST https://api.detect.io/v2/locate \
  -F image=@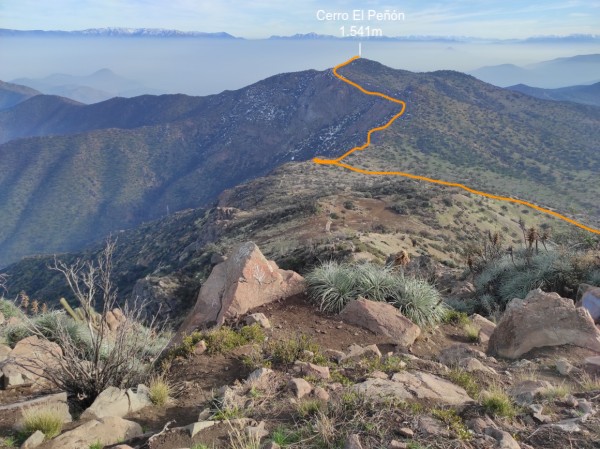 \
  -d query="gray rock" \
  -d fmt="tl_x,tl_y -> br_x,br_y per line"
289,378 -> 312,399
584,356 -> 600,375
343,344 -> 382,362
246,367 -> 273,383
354,370 -> 472,405
245,313 -> 271,329
185,420 -> 215,437
81,386 -> 130,420
458,357 -> 496,375
418,416 -> 450,437
21,430 -> 45,449
293,361 -> 330,379
44,417 -> 142,449
485,427 -> 521,449
438,344 -> 486,366
0,343 -> 11,363
388,441 -> 408,449
313,386 -> 330,401
555,358 -> 574,376
579,285 -> 600,322
398,427 -> 414,437
127,384 -> 152,413
246,420 -> 268,440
